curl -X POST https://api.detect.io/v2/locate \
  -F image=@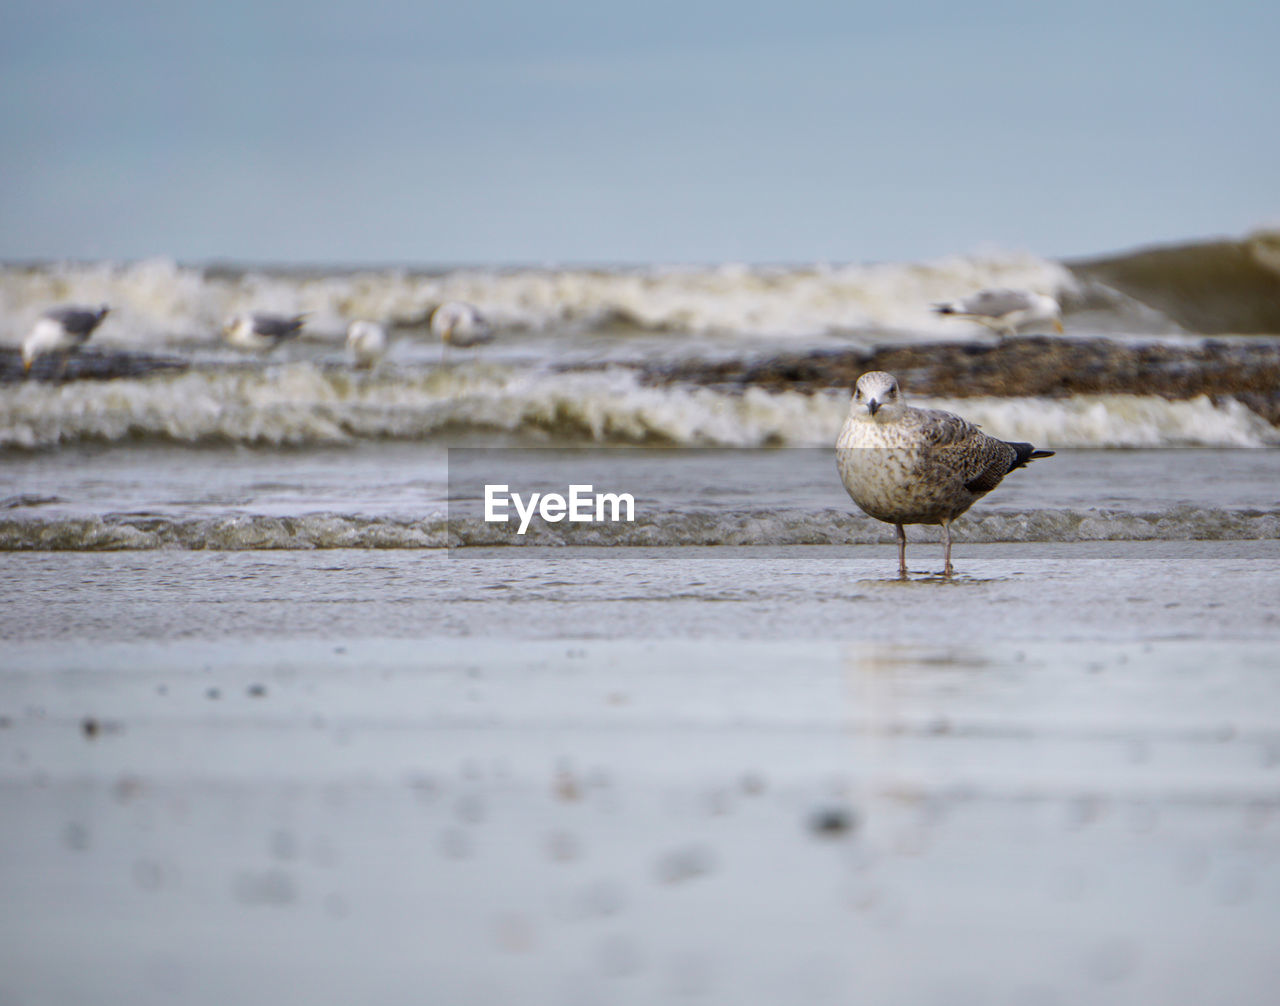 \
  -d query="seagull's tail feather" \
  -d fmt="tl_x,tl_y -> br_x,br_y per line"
279,314 -> 308,340
1006,442 -> 1055,470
